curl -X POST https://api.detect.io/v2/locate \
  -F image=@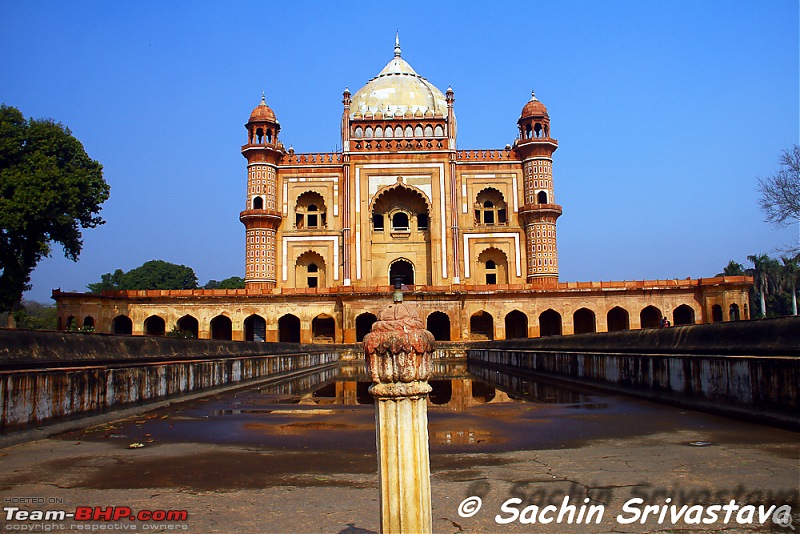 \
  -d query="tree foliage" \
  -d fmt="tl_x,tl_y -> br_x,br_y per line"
0,105 -> 109,313
722,253 -> 800,318
10,299 -> 58,330
203,276 -> 245,289
757,145 -> 800,254
88,260 -> 198,292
